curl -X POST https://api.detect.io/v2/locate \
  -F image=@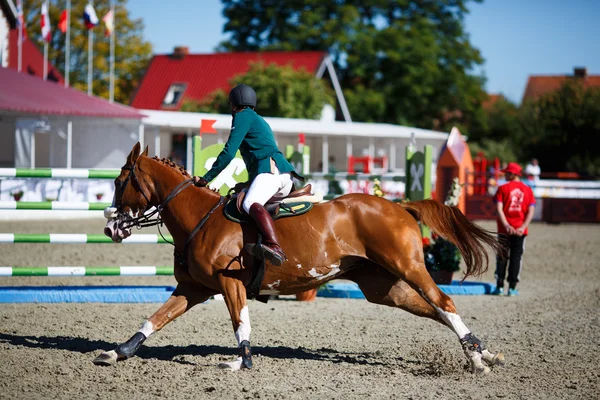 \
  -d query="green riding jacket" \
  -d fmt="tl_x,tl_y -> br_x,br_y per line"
203,108 -> 297,182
